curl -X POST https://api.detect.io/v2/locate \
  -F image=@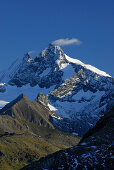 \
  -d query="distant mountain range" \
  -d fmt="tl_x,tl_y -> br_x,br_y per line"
0,43 -> 114,136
